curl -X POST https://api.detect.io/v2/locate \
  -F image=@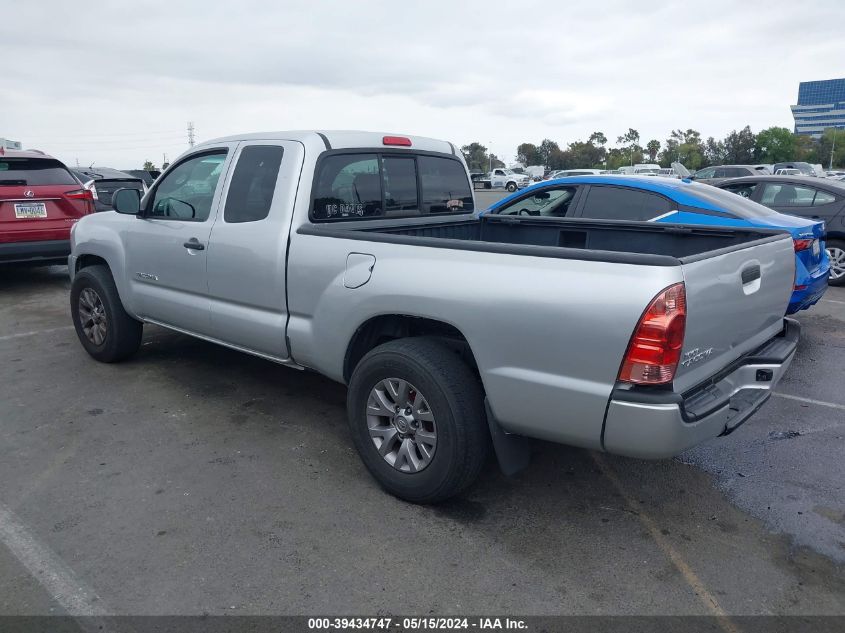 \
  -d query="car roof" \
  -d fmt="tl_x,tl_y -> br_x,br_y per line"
72,167 -> 140,180
717,174 -> 845,191
195,130 -> 458,156
494,175 -> 732,211
0,148 -> 59,160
